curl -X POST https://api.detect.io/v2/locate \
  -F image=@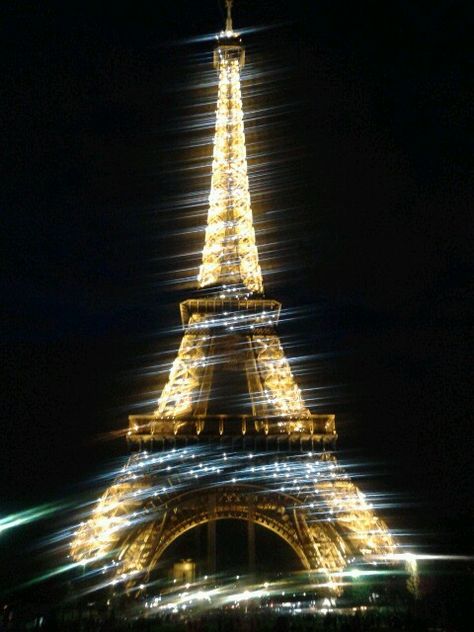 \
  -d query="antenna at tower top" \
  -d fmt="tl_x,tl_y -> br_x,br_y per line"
225,0 -> 234,32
